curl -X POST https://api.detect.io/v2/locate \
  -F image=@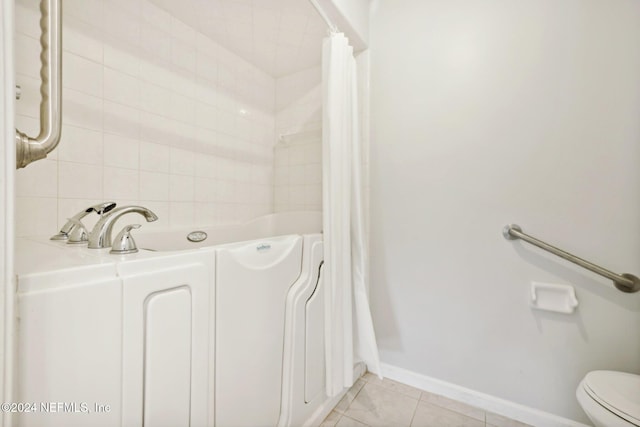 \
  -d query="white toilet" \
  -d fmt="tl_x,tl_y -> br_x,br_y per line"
576,371 -> 640,427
